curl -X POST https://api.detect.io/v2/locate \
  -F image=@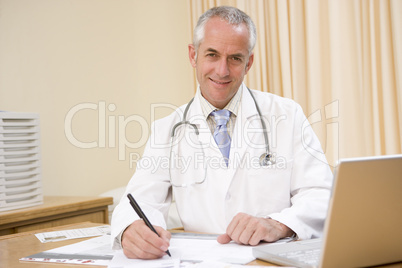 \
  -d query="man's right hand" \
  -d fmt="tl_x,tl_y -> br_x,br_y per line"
121,219 -> 171,259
